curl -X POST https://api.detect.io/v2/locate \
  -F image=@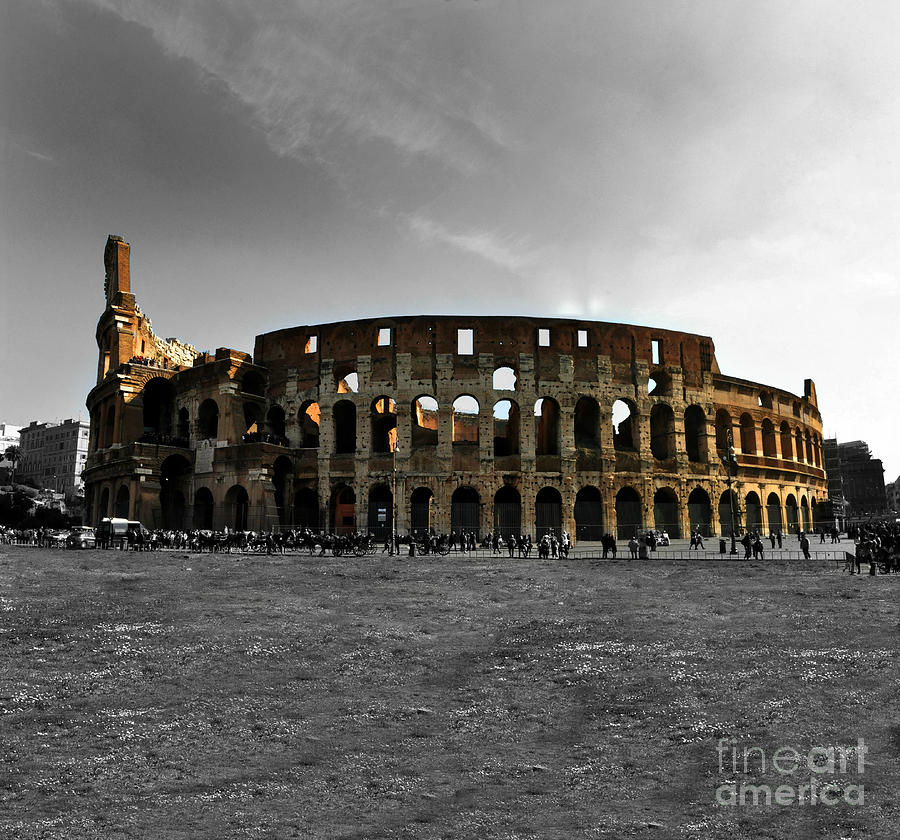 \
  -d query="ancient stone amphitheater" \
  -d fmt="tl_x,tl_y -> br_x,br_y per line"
84,236 -> 827,541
